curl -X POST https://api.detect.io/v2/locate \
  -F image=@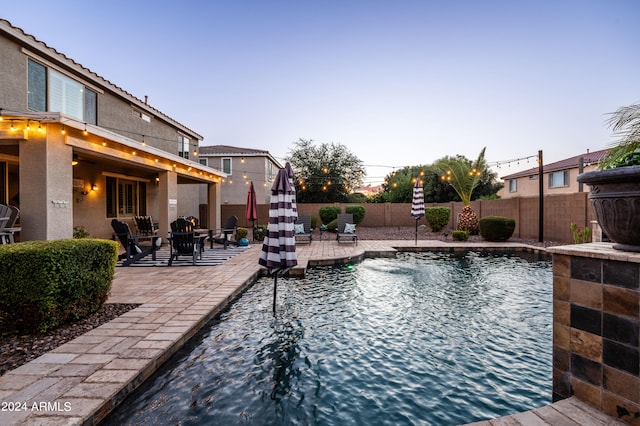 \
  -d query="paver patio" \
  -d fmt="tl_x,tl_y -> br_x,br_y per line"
0,239 -> 624,425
